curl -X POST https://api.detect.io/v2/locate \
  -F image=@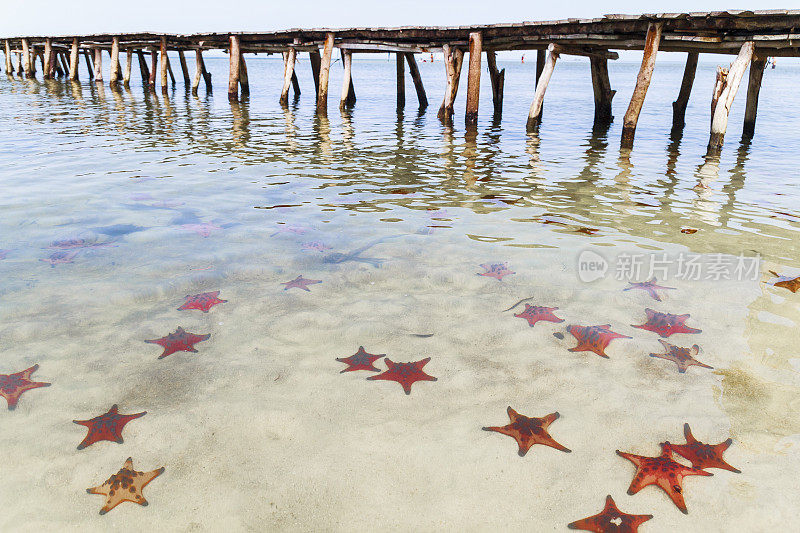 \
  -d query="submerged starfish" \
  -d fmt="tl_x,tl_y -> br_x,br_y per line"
367,357 -> 437,394
0,249 -> 8,260
86,457 -> 165,515
623,277 -> 676,301
566,324 -> 631,358
49,237 -> 112,250
281,275 -> 322,292
336,346 -> 385,373
632,309 -> 702,338
567,495 -> 653,532
483,407 -> 571,456
271,224 -> 308,237
182,223 -> 221,237
514,304 -> 564,327
650,340 -> 712,373
301,241 -> 331,253
74,405 -> 147,450
145,327 -> 210,359
616,447 -> 712,514
40,250 -> 79,267
478,262 -> 515,281
662,423 -> 740,473
0,364 -> 51,410
767,270 -> 800,293
177,291 -> 227,313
